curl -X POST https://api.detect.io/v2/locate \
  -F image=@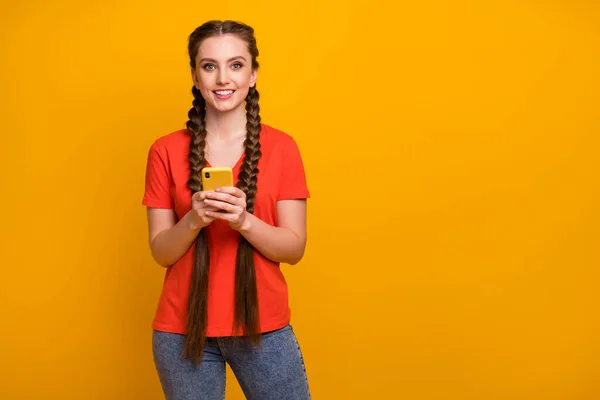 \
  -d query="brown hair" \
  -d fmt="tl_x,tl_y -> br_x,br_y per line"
182,20 -> 262,365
